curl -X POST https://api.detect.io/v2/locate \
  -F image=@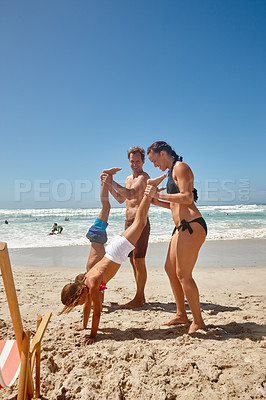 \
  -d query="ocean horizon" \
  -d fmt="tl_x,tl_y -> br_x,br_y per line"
1,204 -> 266,250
